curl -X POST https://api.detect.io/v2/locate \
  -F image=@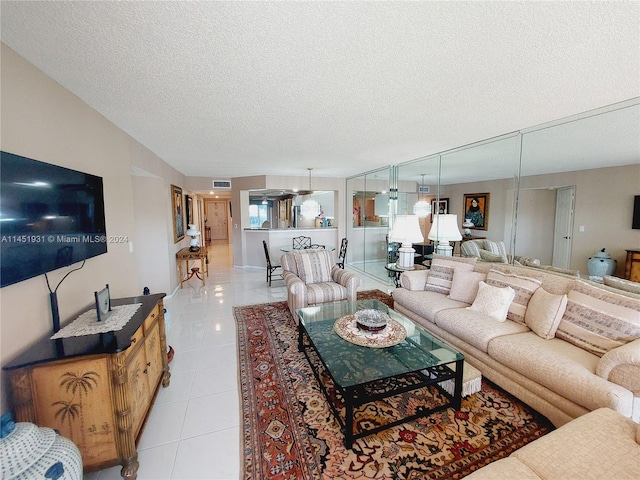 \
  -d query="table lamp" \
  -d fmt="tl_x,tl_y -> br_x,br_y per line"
428,214 -> 462,256
186,224 -> 201,251
389,215 -> 424,269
